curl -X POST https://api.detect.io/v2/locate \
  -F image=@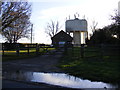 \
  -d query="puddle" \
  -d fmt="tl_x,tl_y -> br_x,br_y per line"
3,71 -> 118,88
